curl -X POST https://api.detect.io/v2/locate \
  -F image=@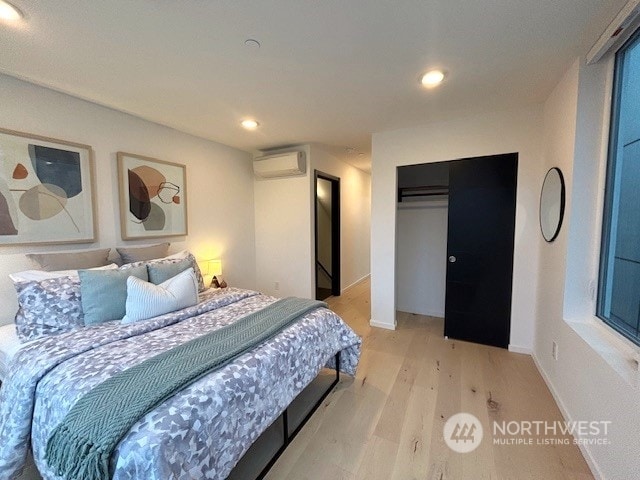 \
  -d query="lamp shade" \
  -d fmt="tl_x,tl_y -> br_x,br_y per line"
207,259 -> 222,277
